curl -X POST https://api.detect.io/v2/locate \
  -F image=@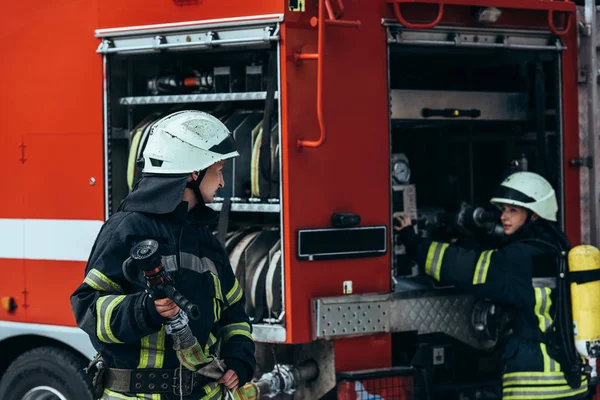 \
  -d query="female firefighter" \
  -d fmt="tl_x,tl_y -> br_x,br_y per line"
395,171 -> 588,400
71,110 -> 257,400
